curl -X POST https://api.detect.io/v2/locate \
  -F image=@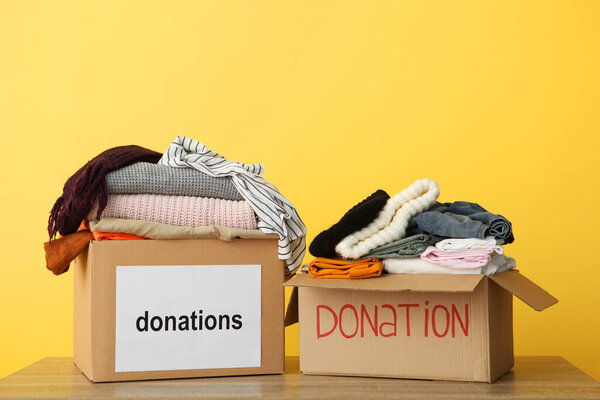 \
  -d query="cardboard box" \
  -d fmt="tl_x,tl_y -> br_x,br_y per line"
74,238 -> 285,382
284,270 -> 557,382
